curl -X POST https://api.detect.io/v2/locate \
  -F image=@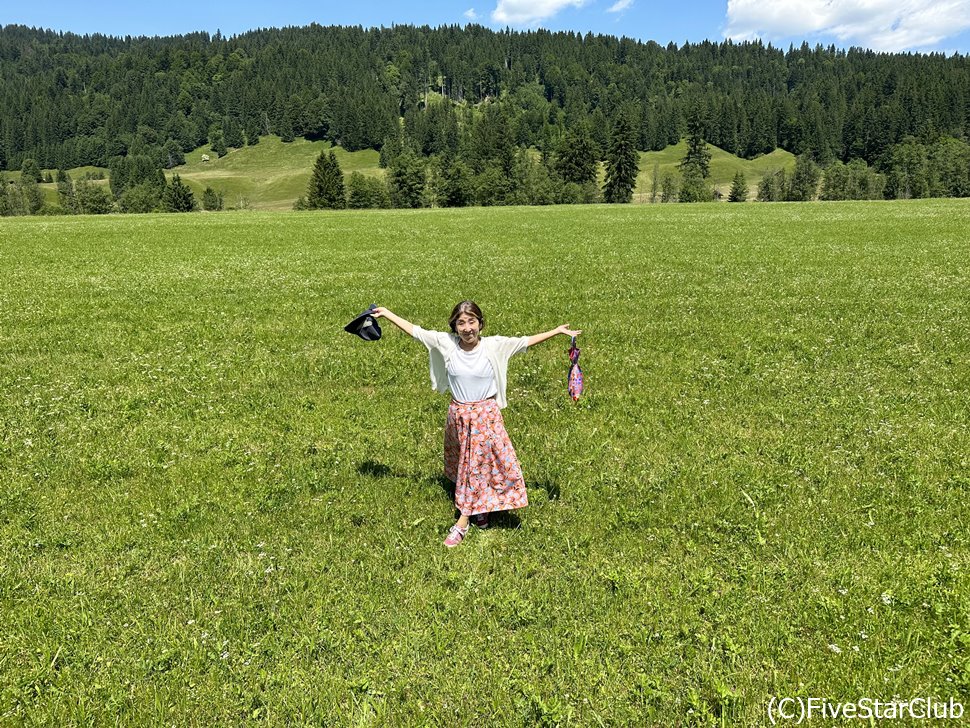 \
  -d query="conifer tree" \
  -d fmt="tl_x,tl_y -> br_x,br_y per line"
202,186 -> 224,211
209,129 -> 228,158
306,150 -> 346,209
603,112 -> 639,203
728,171 -> 748,202
161,174 -> 197,212
555,124 -> 598,186
56,169 -> 78,213
681,114 -> 711,178
679,164 -> 712,203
